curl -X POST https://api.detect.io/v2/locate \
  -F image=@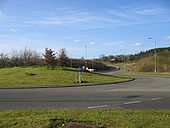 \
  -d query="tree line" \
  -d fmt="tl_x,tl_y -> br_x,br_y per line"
0,47 -> 107,70
98,47 -> 170,63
